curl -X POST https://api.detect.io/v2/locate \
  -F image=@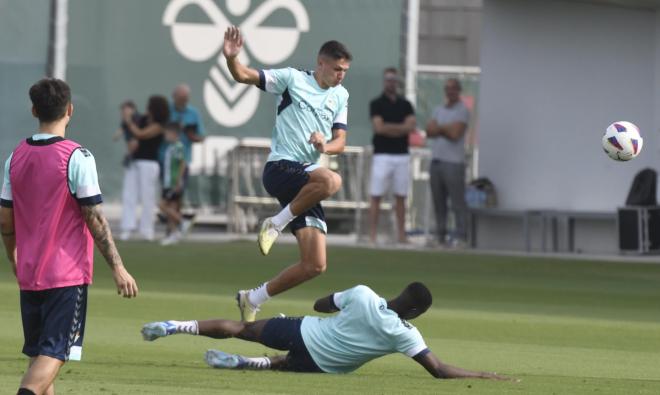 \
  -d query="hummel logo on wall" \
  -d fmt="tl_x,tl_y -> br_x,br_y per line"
163,0 -> 310,127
